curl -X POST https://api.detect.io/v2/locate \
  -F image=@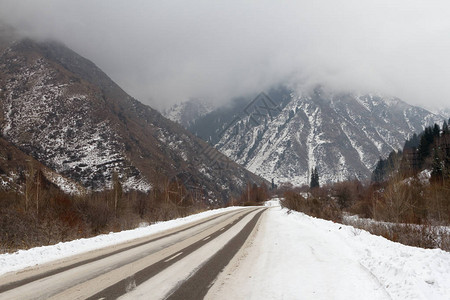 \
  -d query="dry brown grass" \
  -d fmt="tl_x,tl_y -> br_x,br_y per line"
281,190 -> 342,223
0,177 -> 209,253
344,217 -> 450,251
280,176 -> 450,251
